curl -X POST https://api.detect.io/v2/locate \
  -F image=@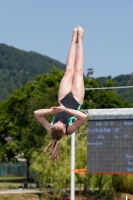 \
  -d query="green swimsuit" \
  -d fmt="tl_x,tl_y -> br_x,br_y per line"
52,92 -> 82,127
